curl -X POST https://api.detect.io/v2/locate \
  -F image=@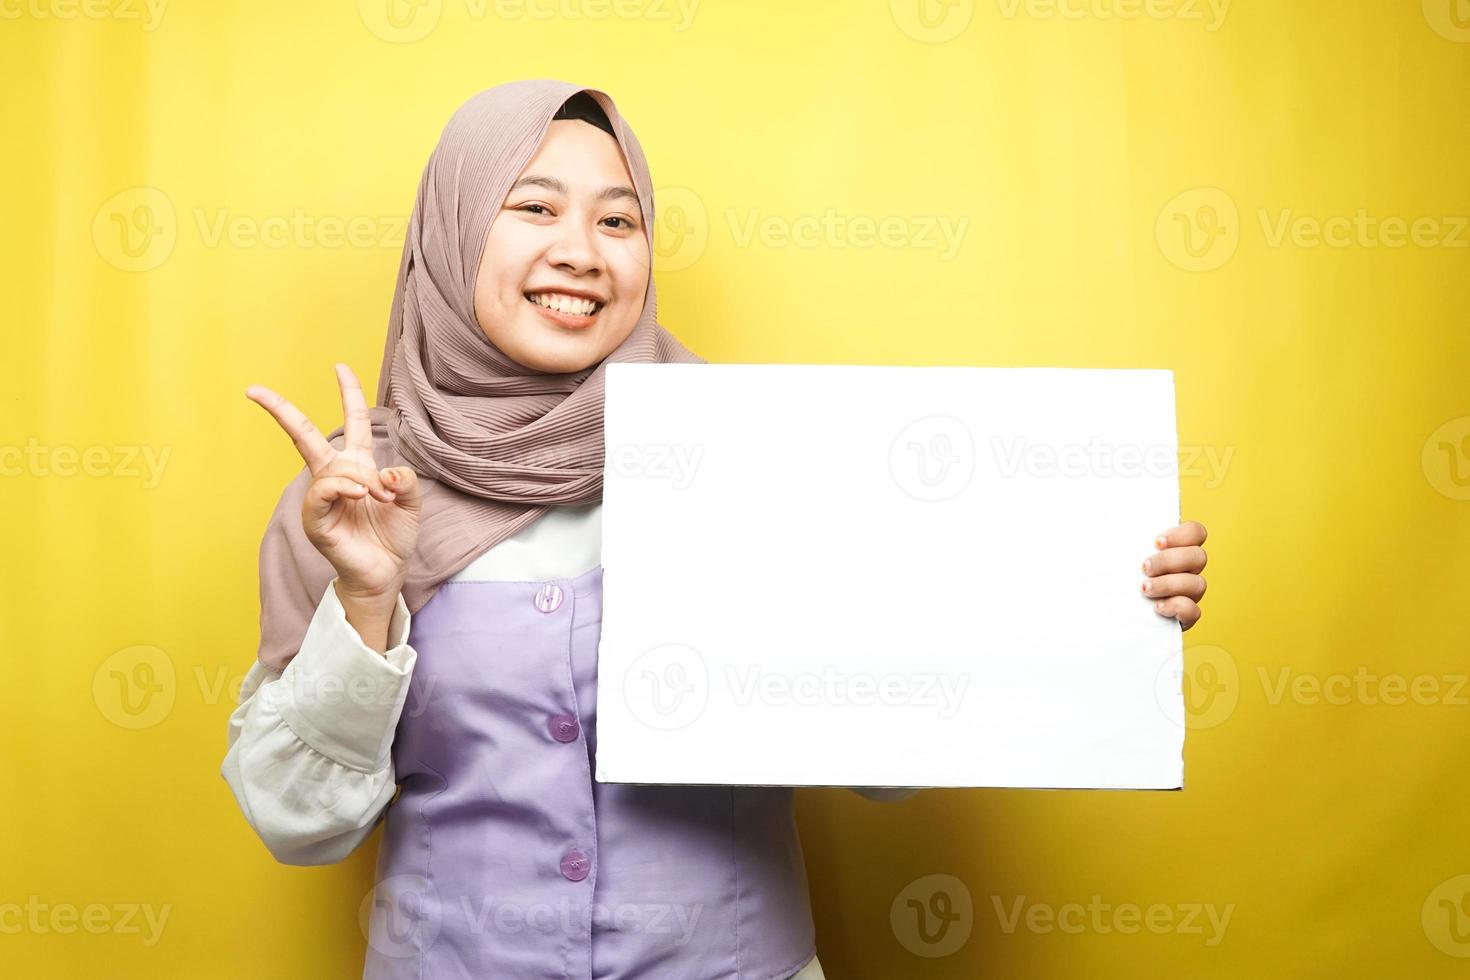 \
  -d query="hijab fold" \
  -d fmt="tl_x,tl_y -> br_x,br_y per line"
255,79 -> 704,674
